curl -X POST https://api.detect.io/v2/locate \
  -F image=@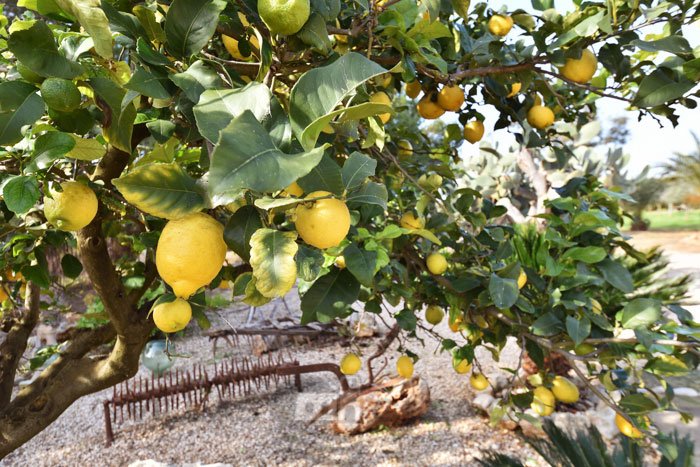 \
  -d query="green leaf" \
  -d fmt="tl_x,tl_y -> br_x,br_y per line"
560,246 -> 606,264
66,135 -> 106,161
2,175 -> 41,214
136,37 -> 172,66
53,0 -> 113,59
243,275 -> 272,307
289,52 -> 388,150
644,354 -> 689,376
296,245 -> 325,282
23,264 -> 50,288
343,243 -> 377,287
297,12 -> 332,54
531,0 -> 553,9
633,69 -> 694,108
410,228 -> 442,245
300,268 -> 360,324
60,253 -> 83,278
100,0 -> 146,39
298,154 -> 345,196
8,22 -> 84,78
531,312 -> 563,336
346,182 -> 388,210
194,83 -> 282,143
113,163 -> 205,219
249,228 -> 299,298
620,298 -> 661,330
223,205 -> 263,263
632,36 -> 693,55
89,77 -> 137,152
208,111 -> 326,205
146,120 -> 176,144
133,5 -> 166,43
125,66 -> 174,99
170,60 -> 223,104
619,394 -> 657,415
488,273 -> 519,309
164,0 -> 227,59
341,151 -> 377,189
0,82 -> 45,146
190,303 -> 212,330
26,132 -> 76,173
596,258 -> 633,293
395,308 -> 417,331
565,316 -> 591,346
